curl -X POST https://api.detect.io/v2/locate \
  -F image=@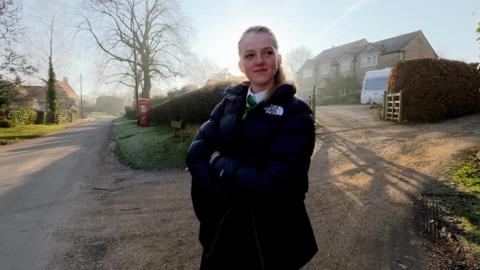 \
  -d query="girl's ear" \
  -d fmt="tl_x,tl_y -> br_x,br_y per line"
277,54 -> 282,66
238,60 -> 245,73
